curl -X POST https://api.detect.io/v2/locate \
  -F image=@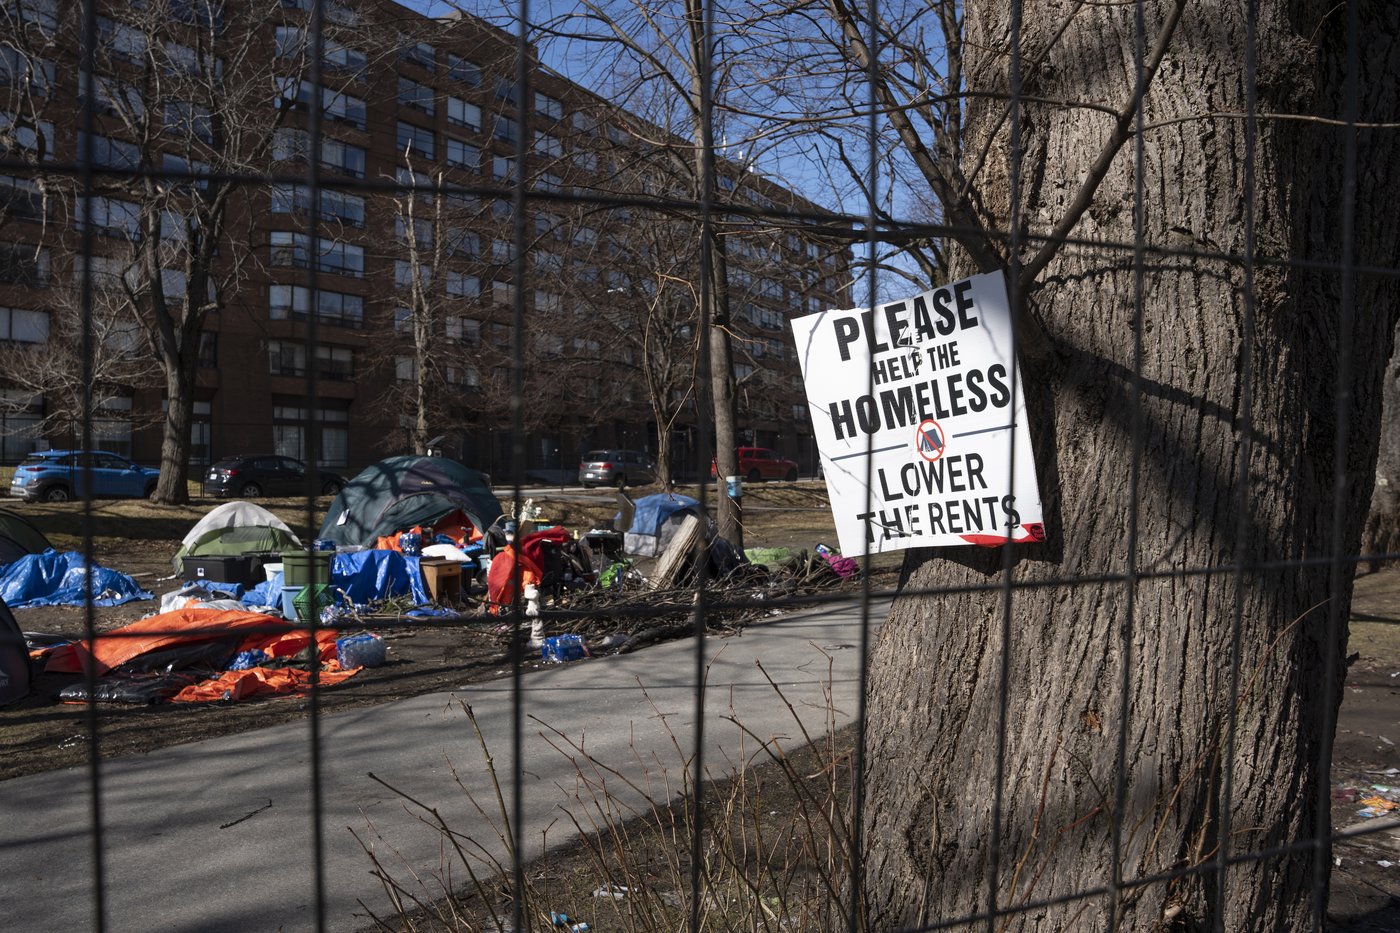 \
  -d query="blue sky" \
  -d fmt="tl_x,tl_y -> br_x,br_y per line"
392,0 -> 921,302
